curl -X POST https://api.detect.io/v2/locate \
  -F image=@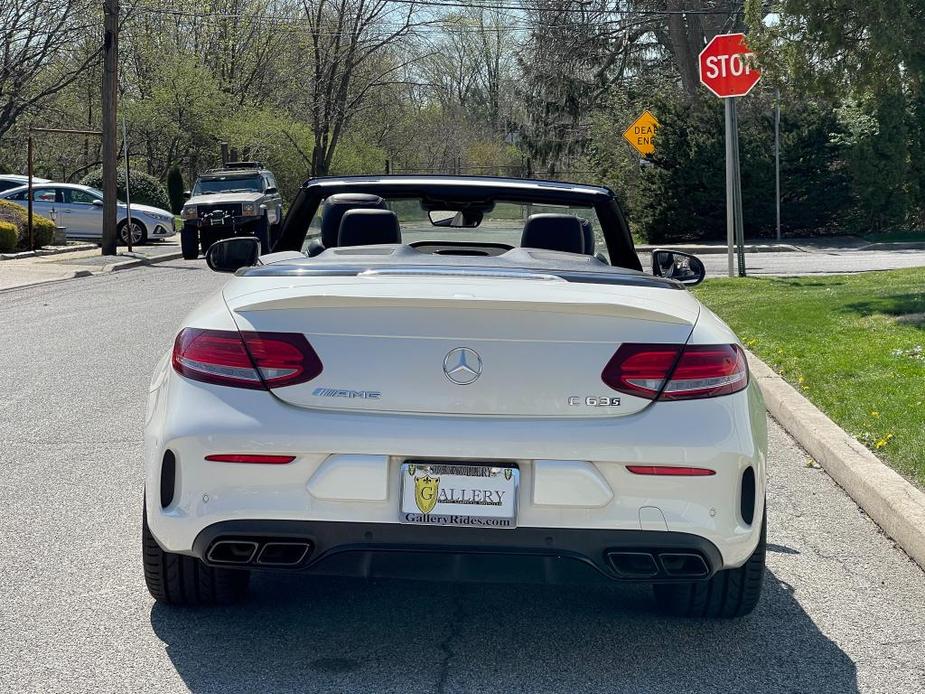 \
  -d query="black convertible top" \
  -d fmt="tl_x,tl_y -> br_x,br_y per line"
244,245 -> 679,290
273,175 -> 642,271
